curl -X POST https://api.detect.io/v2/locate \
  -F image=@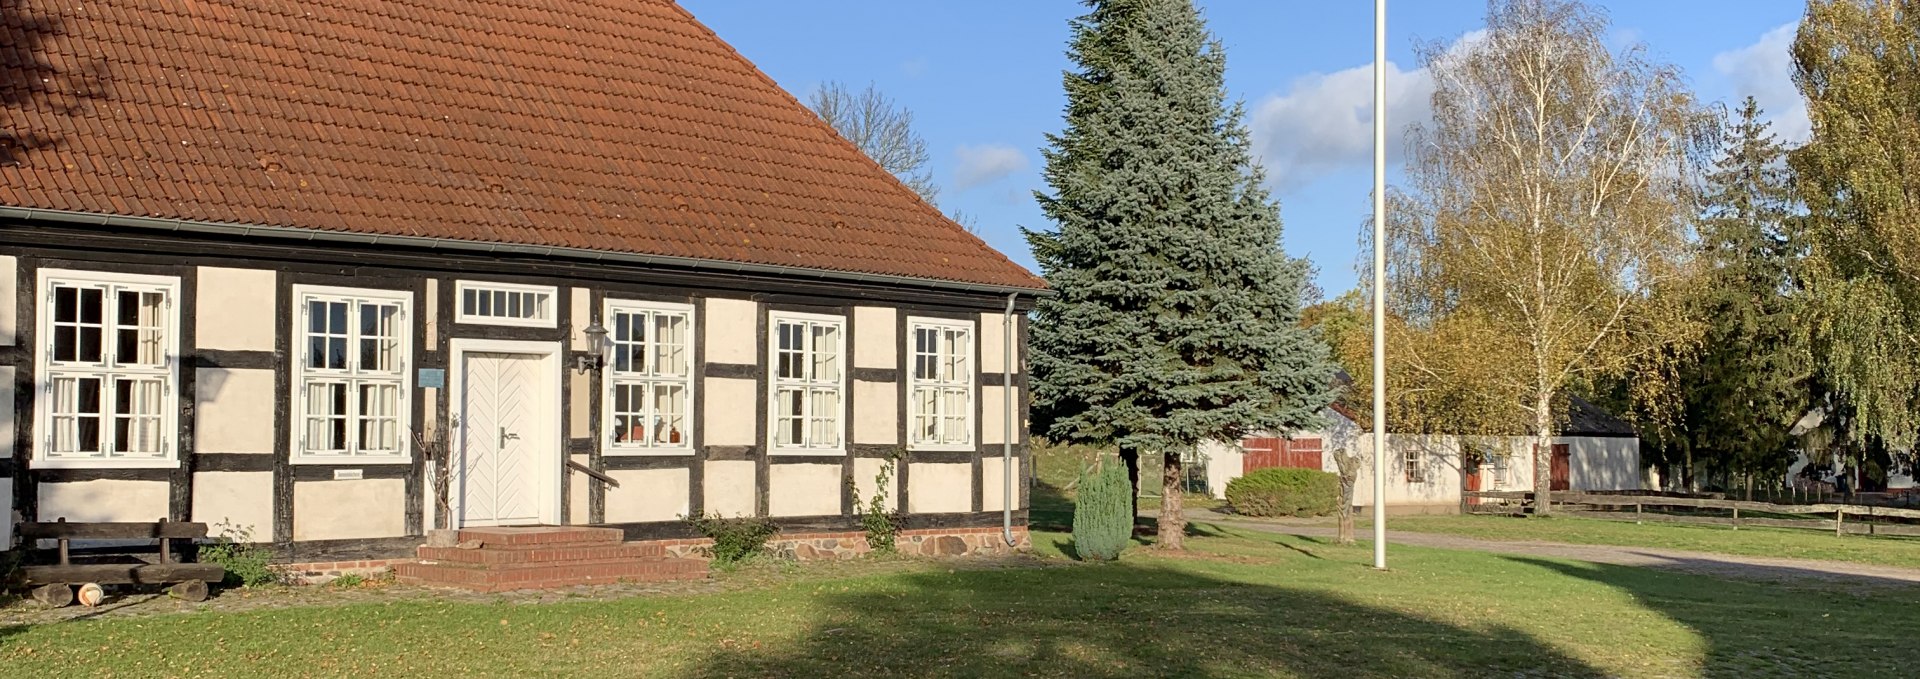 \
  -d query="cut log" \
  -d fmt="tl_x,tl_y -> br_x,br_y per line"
24,562 -> 225,586
30,583 -> 73,608
168,580 -> 209,602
